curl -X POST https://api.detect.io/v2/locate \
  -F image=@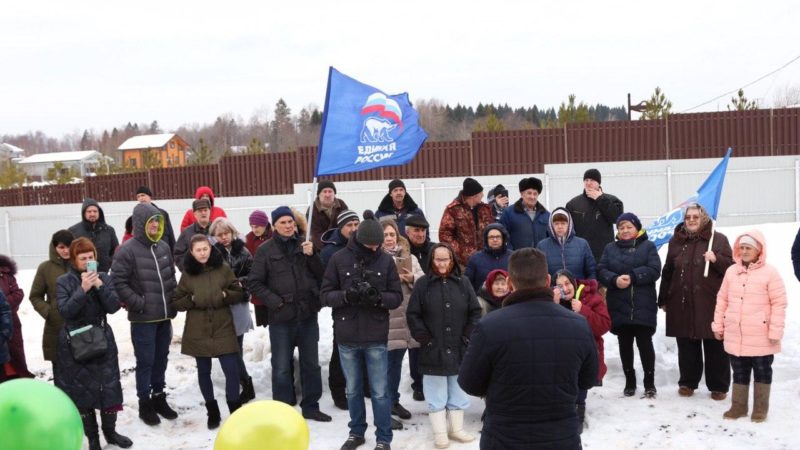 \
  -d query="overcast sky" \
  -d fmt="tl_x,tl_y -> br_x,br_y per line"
2,0 -> 799,137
